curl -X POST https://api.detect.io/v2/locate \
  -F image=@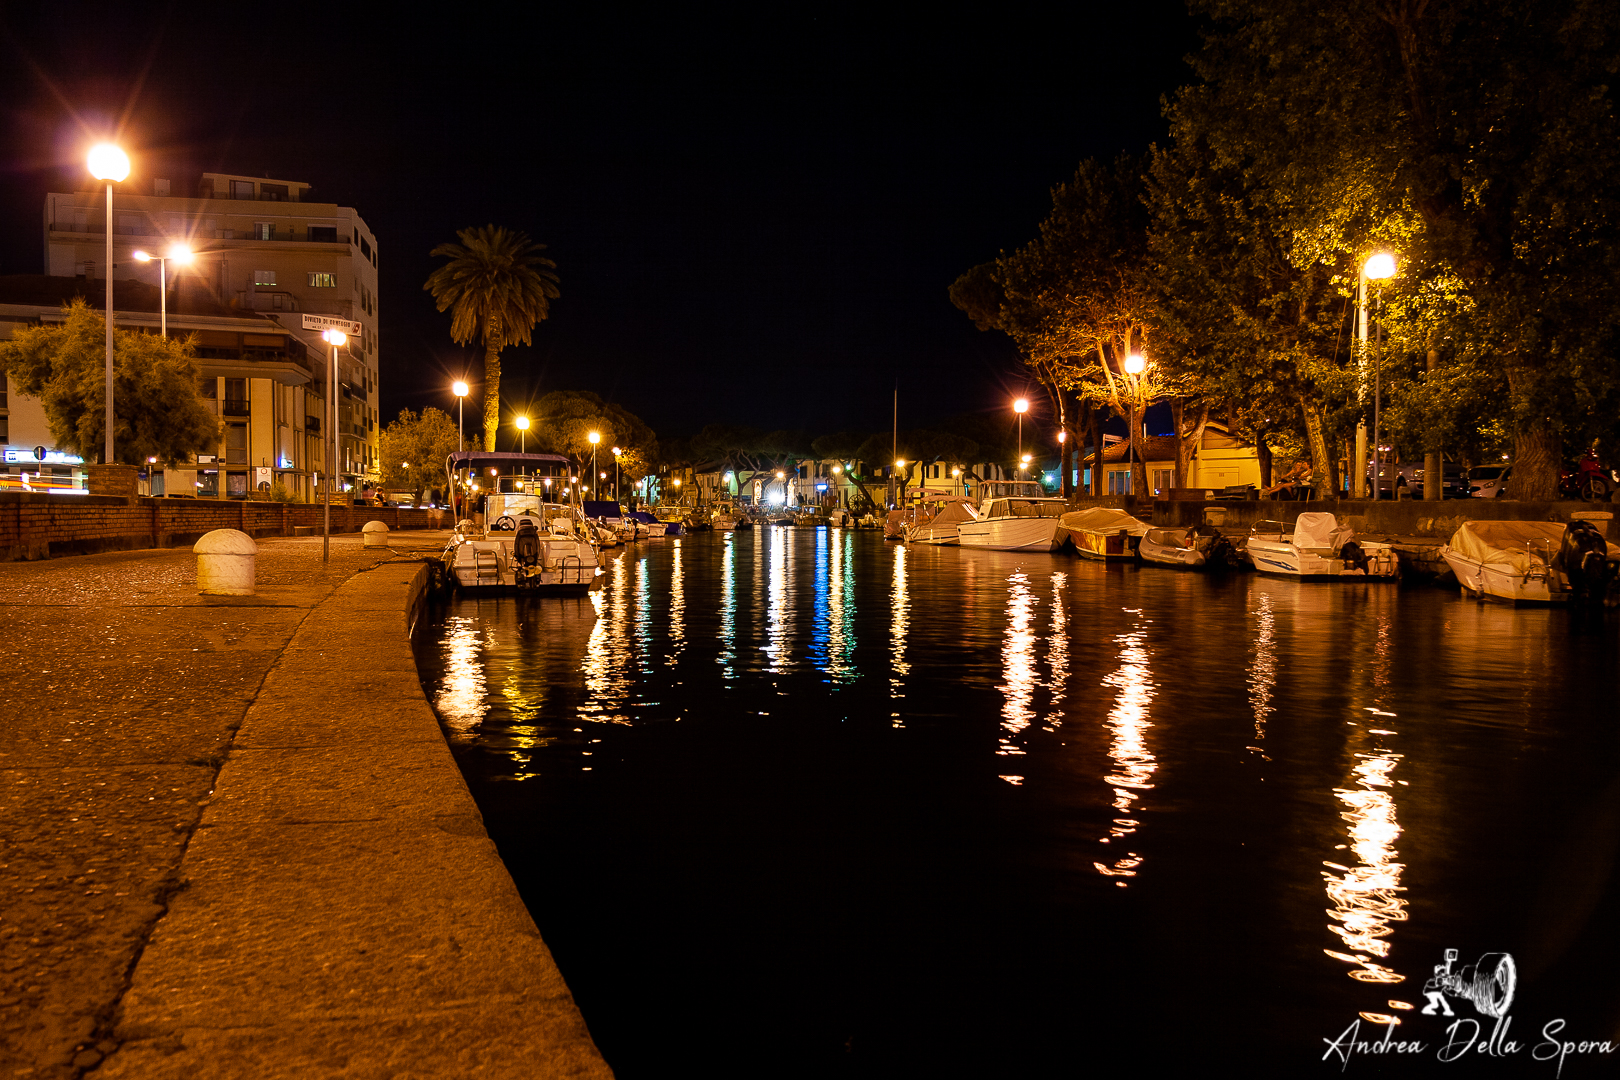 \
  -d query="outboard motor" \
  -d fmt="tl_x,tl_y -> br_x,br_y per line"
1339,540 -> 1371,574
1555,520 -> 1614,605
1192,523 -> 1237,570
513,521 -> 541,570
